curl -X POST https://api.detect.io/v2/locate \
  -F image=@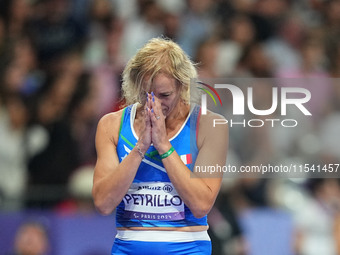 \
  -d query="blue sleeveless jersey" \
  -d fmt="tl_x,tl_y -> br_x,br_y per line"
115,103 -> 207,228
